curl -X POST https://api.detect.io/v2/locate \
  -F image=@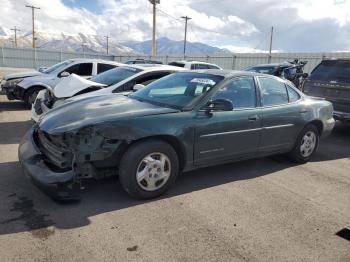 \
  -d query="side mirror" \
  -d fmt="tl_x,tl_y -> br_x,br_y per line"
60,71 -> 70,78
203,99 -> 233,112
302,73 -> 309,78
133,84 -> 145,91
38,66 -> 47,73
